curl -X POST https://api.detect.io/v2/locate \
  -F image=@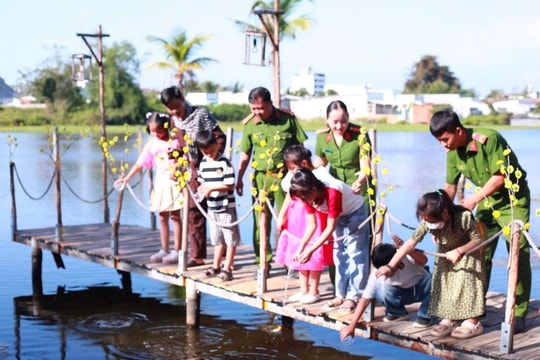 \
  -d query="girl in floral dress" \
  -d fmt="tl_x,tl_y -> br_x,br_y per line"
377,189 -> 486,339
